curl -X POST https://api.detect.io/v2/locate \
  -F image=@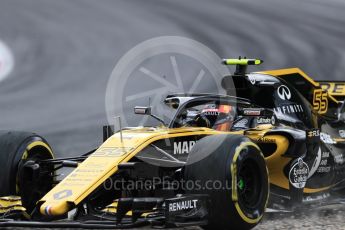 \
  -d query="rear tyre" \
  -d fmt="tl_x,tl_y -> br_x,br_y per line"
184,134 -> 269,230
0,131 -> 54,213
